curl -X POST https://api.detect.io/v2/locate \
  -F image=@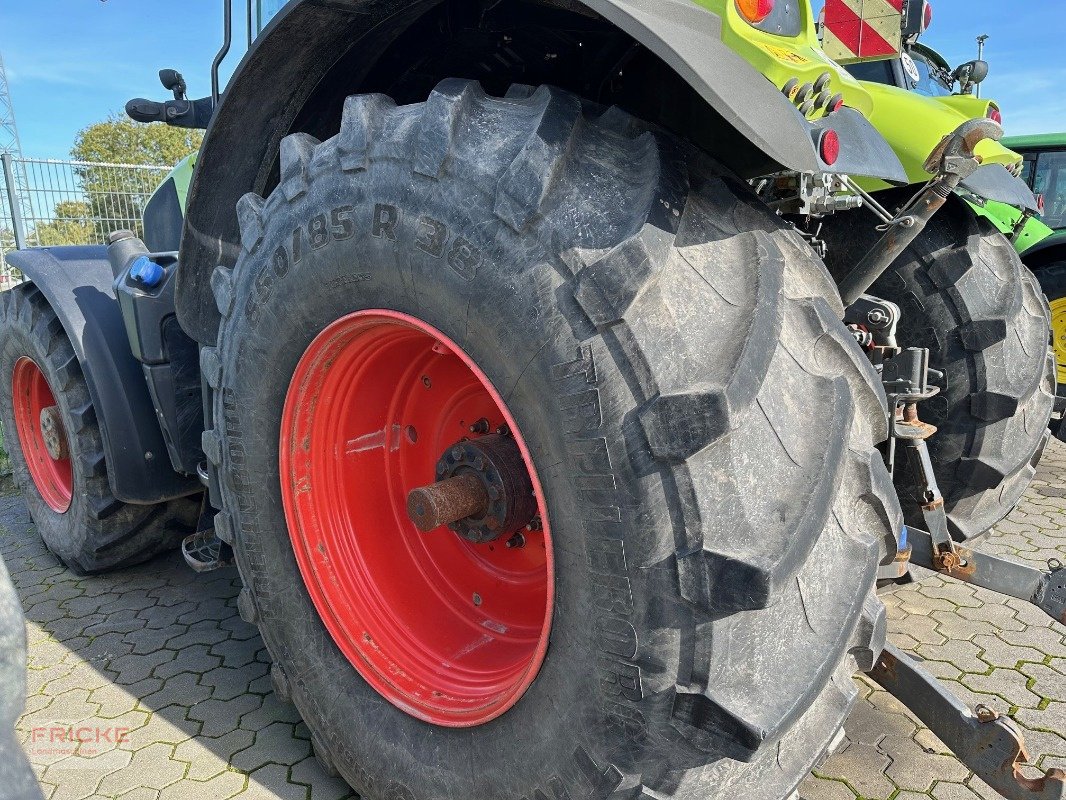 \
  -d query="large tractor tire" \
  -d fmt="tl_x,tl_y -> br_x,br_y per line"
0,283 -> 199,574
204,81 -> 901,800
1033,260 -> 1066,436
823,197 -> 1054,541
